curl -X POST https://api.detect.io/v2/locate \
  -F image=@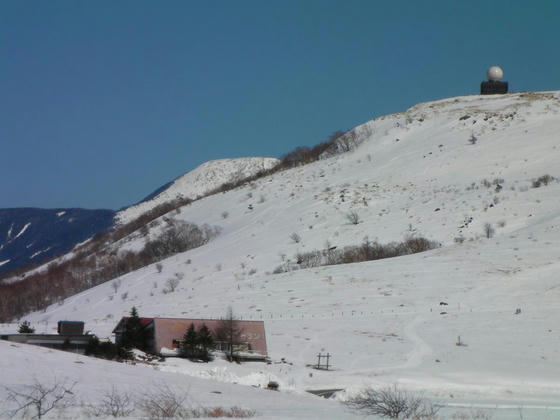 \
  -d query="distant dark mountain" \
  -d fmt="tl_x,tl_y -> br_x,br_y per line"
0,208 -> 115,276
